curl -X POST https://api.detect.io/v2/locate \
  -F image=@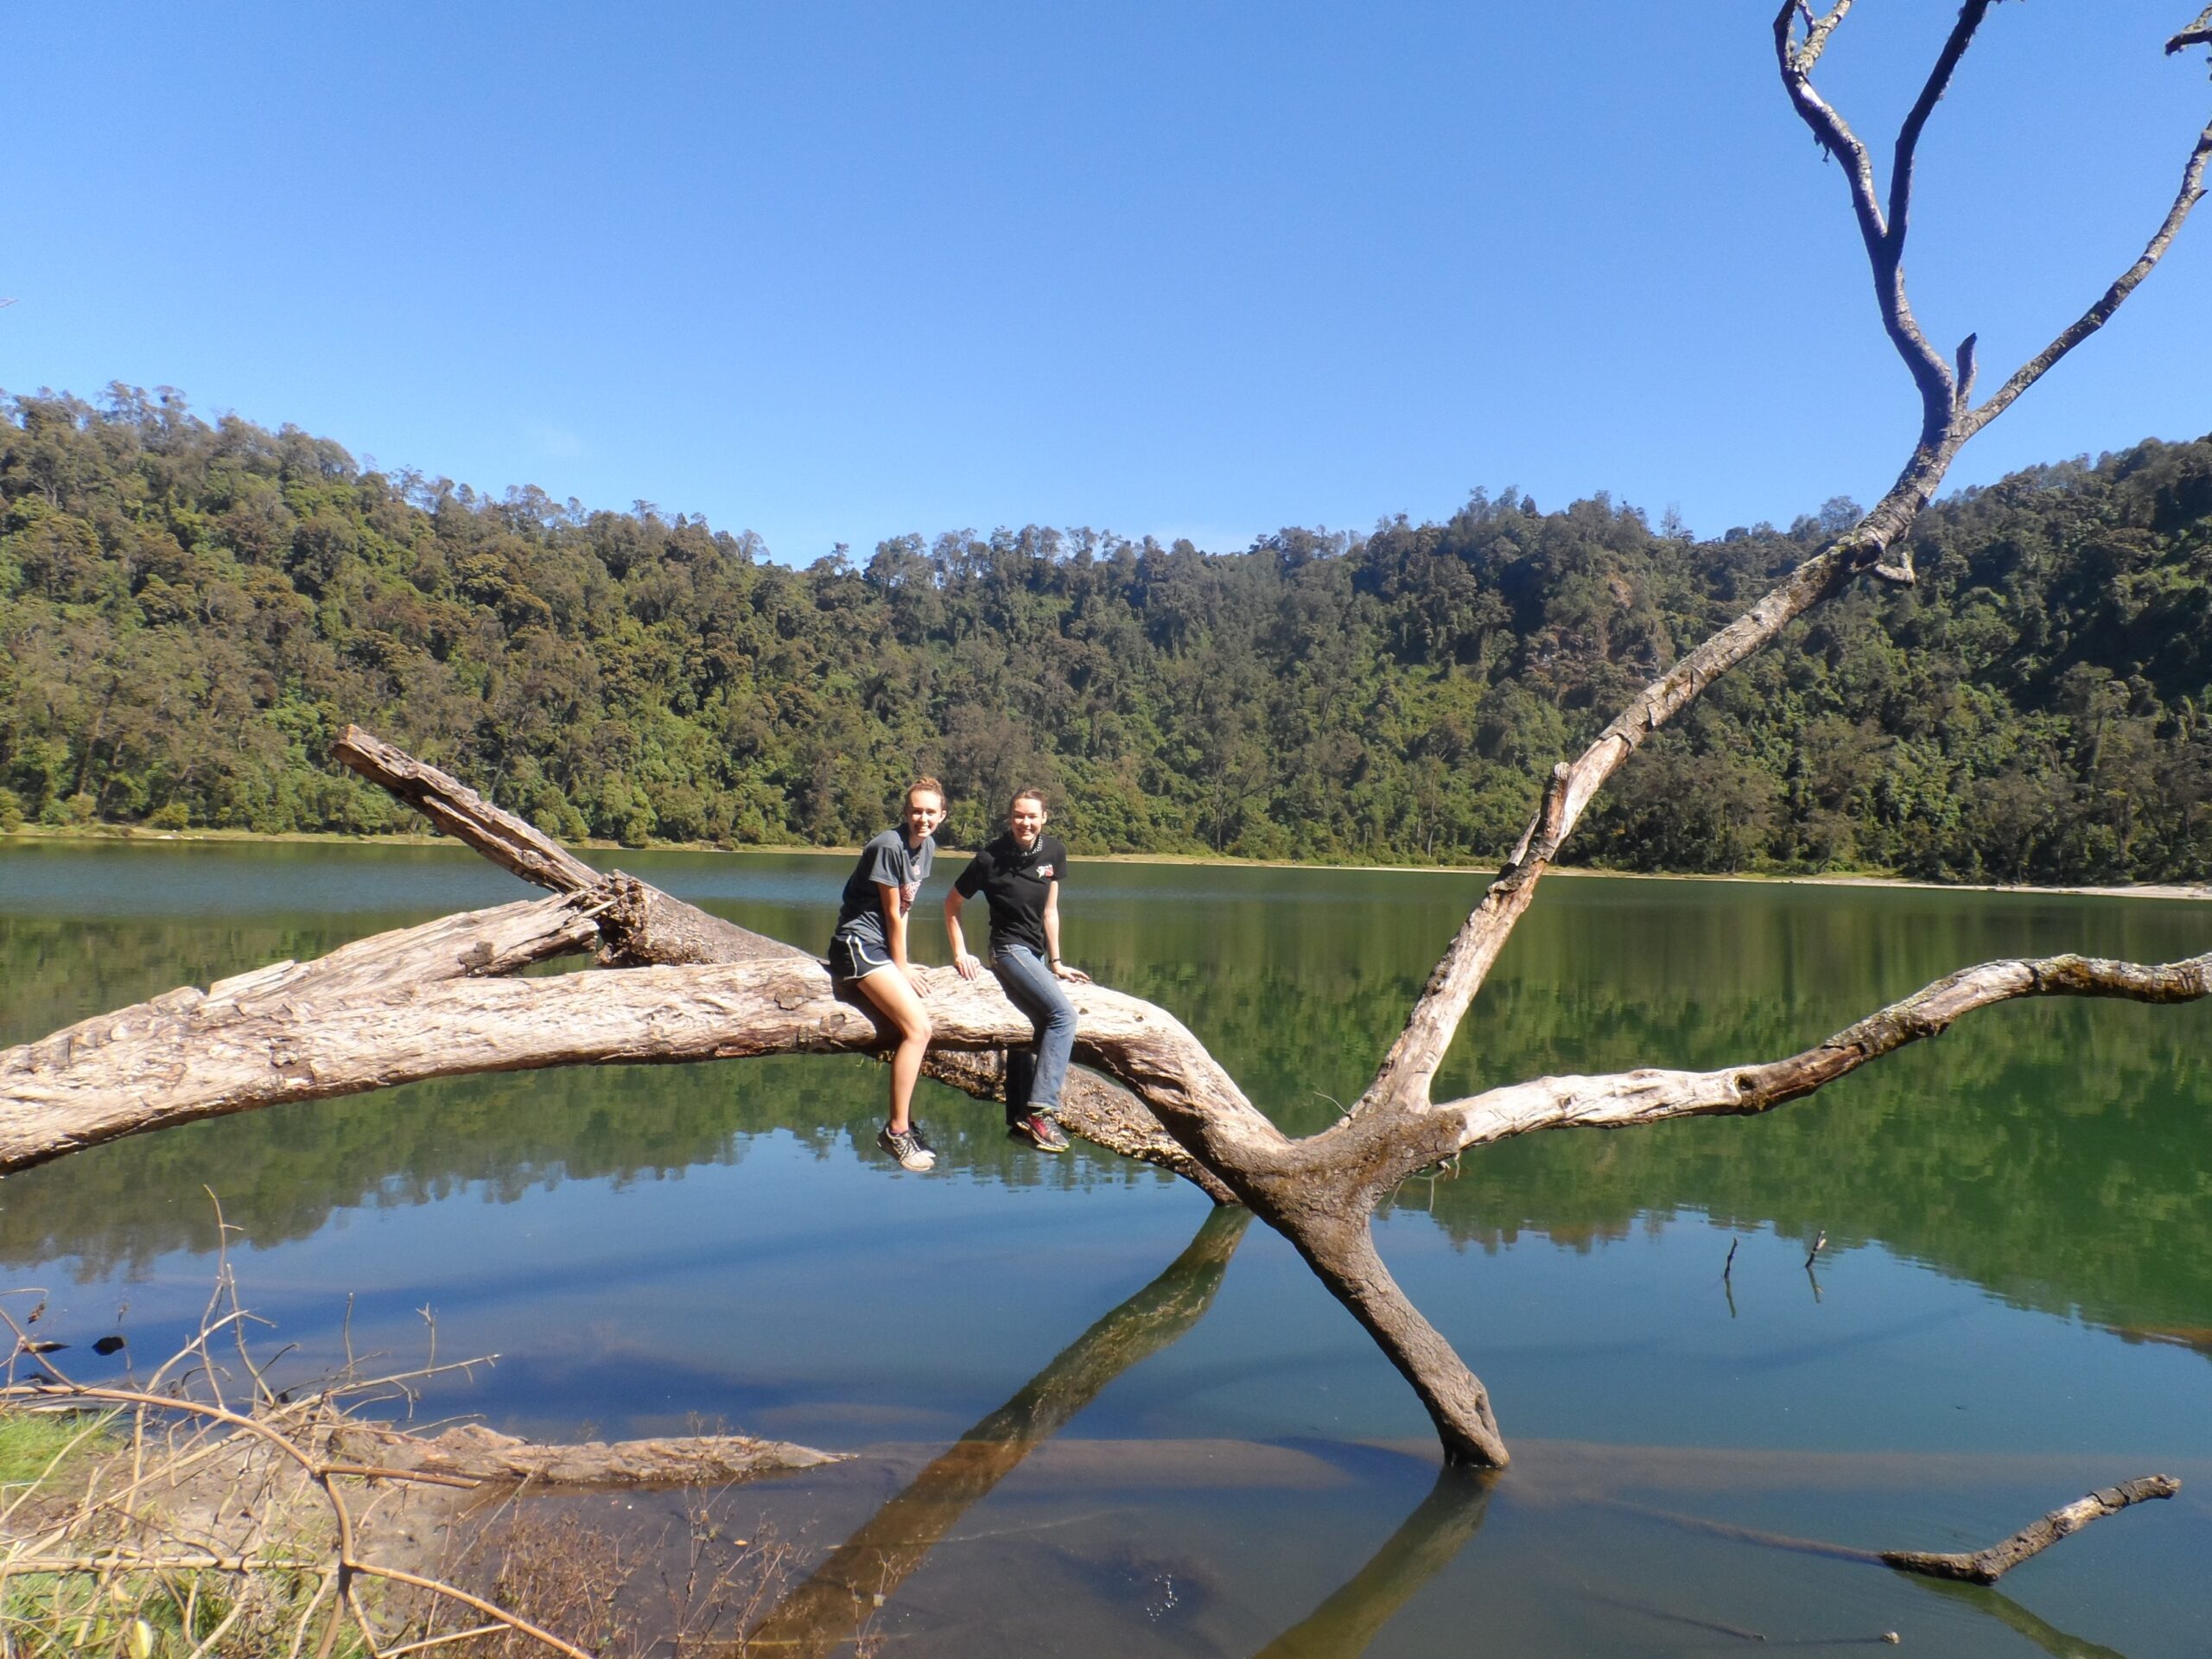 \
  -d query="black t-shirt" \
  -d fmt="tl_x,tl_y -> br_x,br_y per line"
953,833 -> 1068,957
